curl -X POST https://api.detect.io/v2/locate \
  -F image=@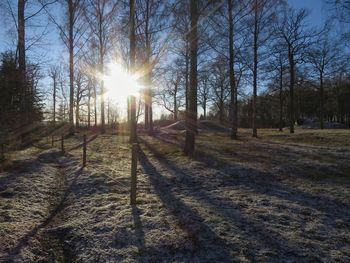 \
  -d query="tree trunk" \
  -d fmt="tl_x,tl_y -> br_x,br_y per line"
107,100 -> 110,126
279,66 -> 283,132
203,95 -> 207,120
75,82 -> 80,128
129,0 -> 136,142
320,72 -> 324,129
228,0 -> 237,139
219,99 -> 224,124
252,0 -> 258,138
94,83 -> 97,127
68,0 -> 74,133
174,83 -> 178,121
53,75 -> 57,125
18,0 -> 26,126
145,93 -> 149,129
130,0 -> 136,70
148,87 -> 153,134
185,51 -> 189,112
88,84 -> 91,128
289,50 -> 295,134
99,14 -> 105,133
144,0 -> 150,131
184,0 -> 198,156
